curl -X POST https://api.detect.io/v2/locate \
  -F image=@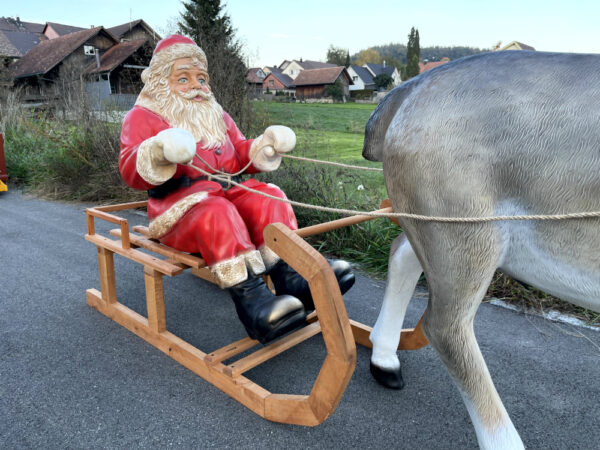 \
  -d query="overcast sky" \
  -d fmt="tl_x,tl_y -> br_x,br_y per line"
5,0 -> 600,67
